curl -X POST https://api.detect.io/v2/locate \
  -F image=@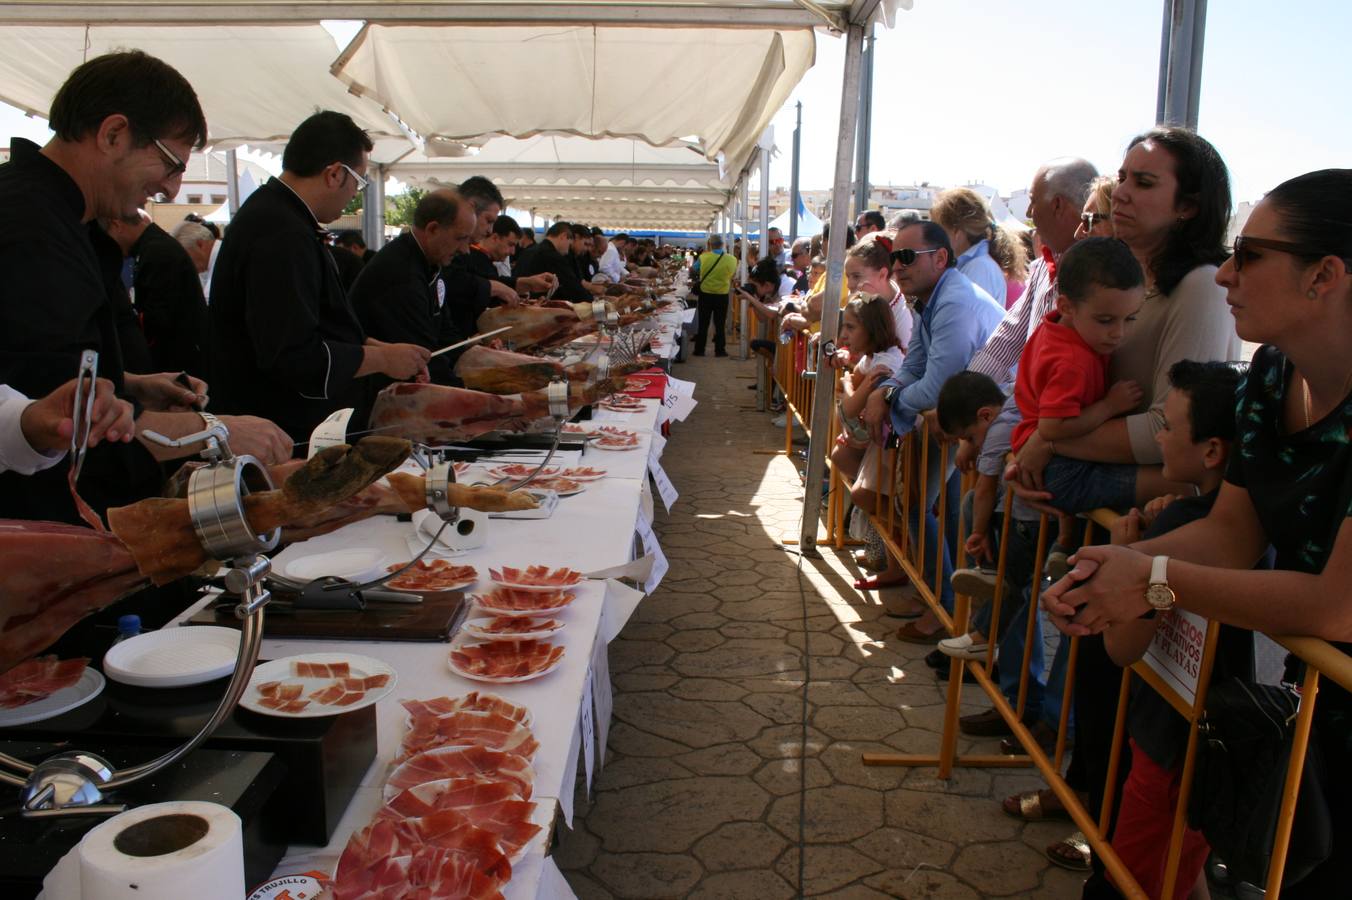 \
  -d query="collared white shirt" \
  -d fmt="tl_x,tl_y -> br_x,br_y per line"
595,243 -> 627,283
0,385 -> 64,475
